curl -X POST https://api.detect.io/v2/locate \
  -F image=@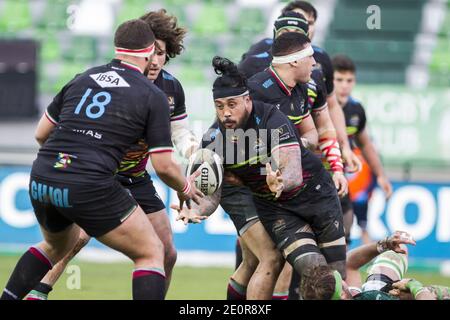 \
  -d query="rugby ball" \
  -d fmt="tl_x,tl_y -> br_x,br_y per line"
186,149 -> 223,196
